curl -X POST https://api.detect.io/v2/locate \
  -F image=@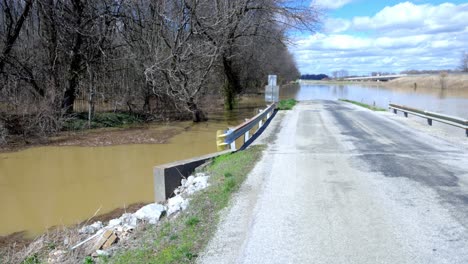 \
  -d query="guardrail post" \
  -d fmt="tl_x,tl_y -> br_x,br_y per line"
404,112 -> 408,118
244,130 -> 250,142
259,119 -> 263,127
230,141 -> 236,151
393,109 -> 397,114
427,119 -> 432,126
466,129 -> 468,137
216,130 -> 229,151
